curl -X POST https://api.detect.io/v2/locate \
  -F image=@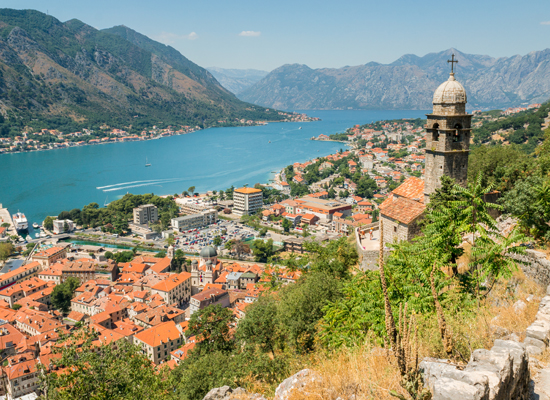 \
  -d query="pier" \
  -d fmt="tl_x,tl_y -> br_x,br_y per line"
0,204 -> 15,237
